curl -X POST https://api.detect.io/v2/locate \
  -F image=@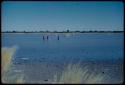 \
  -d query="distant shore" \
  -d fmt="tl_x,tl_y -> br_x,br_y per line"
1,31 -> 124,34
